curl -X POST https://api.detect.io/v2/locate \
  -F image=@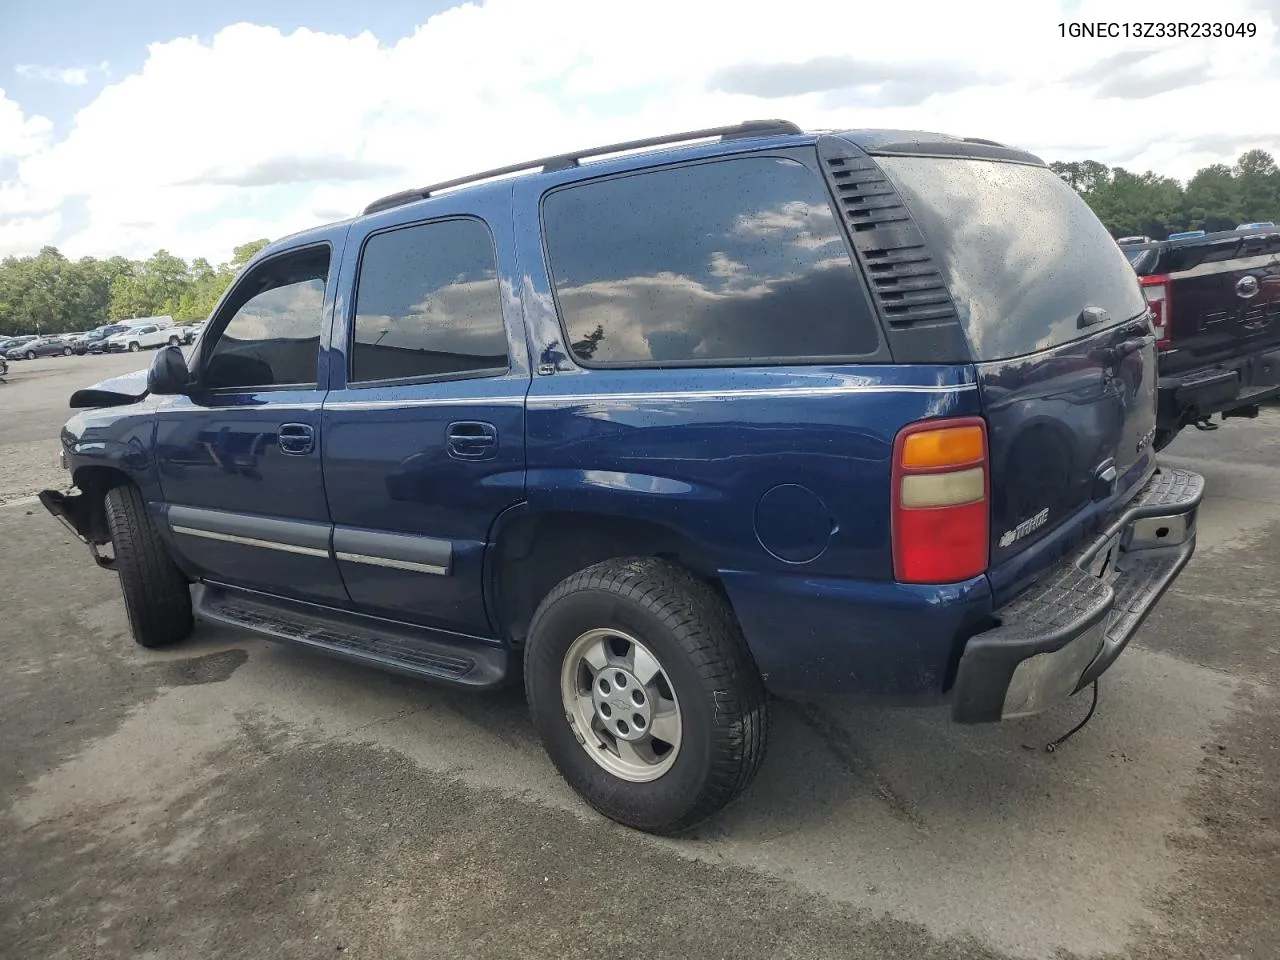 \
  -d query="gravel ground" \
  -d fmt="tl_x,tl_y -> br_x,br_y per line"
0,357 -> 1276,959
